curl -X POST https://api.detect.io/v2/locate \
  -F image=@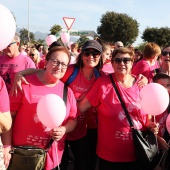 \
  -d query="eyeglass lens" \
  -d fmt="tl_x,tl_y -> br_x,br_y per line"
113,58 -> 132,64
162,51 -> 170,56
